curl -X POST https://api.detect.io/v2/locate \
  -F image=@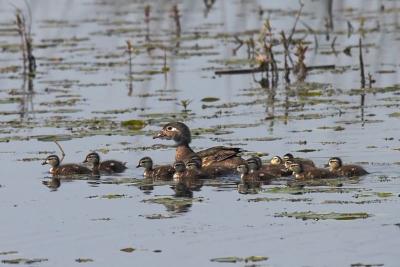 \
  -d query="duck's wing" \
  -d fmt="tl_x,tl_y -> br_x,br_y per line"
197,146 -> 243,162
